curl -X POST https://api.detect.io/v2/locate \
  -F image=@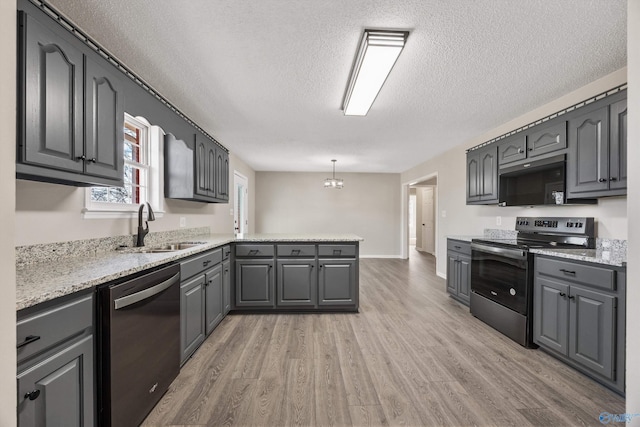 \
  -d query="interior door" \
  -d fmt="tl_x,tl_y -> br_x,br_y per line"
421,187 -> 435,254
234,171 -> 249,234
